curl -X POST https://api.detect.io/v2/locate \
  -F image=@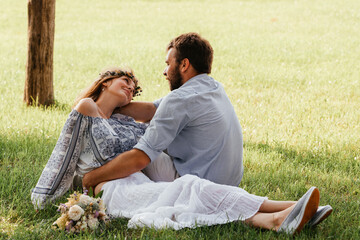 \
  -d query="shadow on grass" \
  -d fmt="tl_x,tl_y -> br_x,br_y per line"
243,140 -> 360,236
1,134 -> 358,238
0,132 -> 57,222
24,99 -> 71,112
